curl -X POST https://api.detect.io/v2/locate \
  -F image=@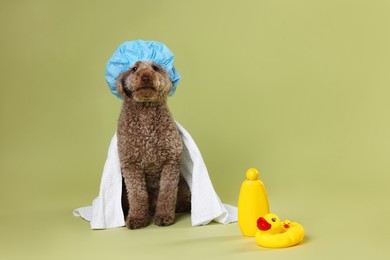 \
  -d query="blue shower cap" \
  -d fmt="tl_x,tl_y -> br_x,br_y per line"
105,40 -> 181,99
